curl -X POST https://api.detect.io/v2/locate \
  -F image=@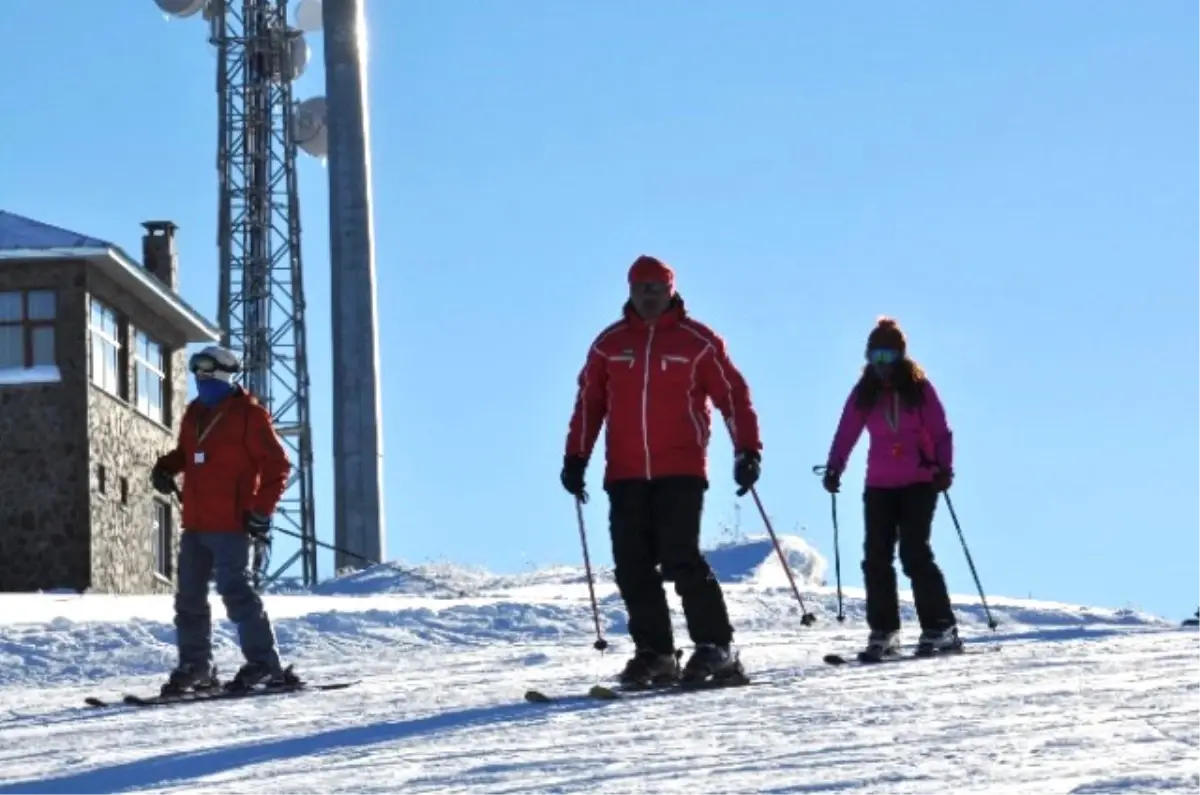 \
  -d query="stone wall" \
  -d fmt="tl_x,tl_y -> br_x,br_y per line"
86,269 -> 190,594
0,260 -> 91,592
87,388 -> 179,593
0,254 -> 209,594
